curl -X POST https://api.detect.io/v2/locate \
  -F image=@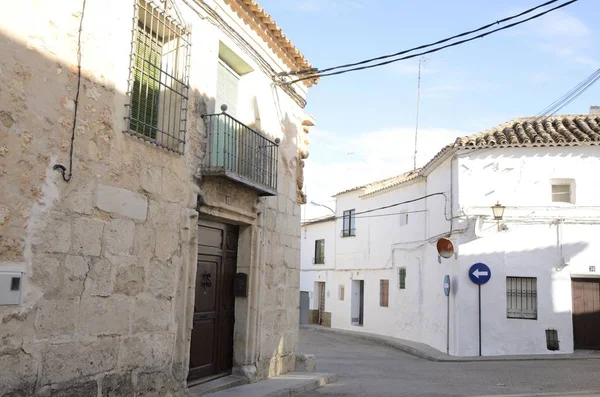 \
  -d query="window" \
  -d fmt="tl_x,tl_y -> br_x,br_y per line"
380,280 -> 389,307
126,0 -> 190,154
398,268 -> 406,289
506,277 -> 537,319
399,213 -> 409,227
339,285 -> 345,301
342,209 -> 356,237
314,239 -> 325,264
551,181 -> 574,204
